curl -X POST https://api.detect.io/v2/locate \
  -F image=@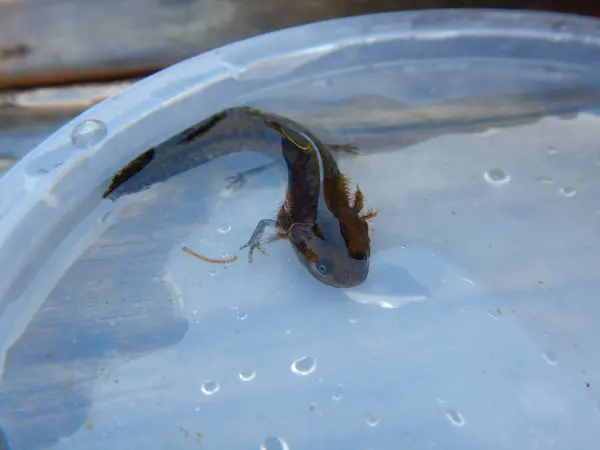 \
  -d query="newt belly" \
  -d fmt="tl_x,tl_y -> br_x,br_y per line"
103,107 -> 377,288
